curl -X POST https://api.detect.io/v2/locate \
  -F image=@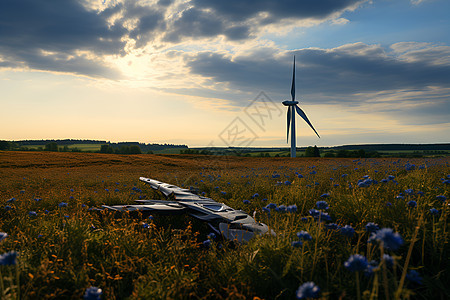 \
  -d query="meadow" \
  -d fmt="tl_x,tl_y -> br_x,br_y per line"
0,151 -> 449,299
